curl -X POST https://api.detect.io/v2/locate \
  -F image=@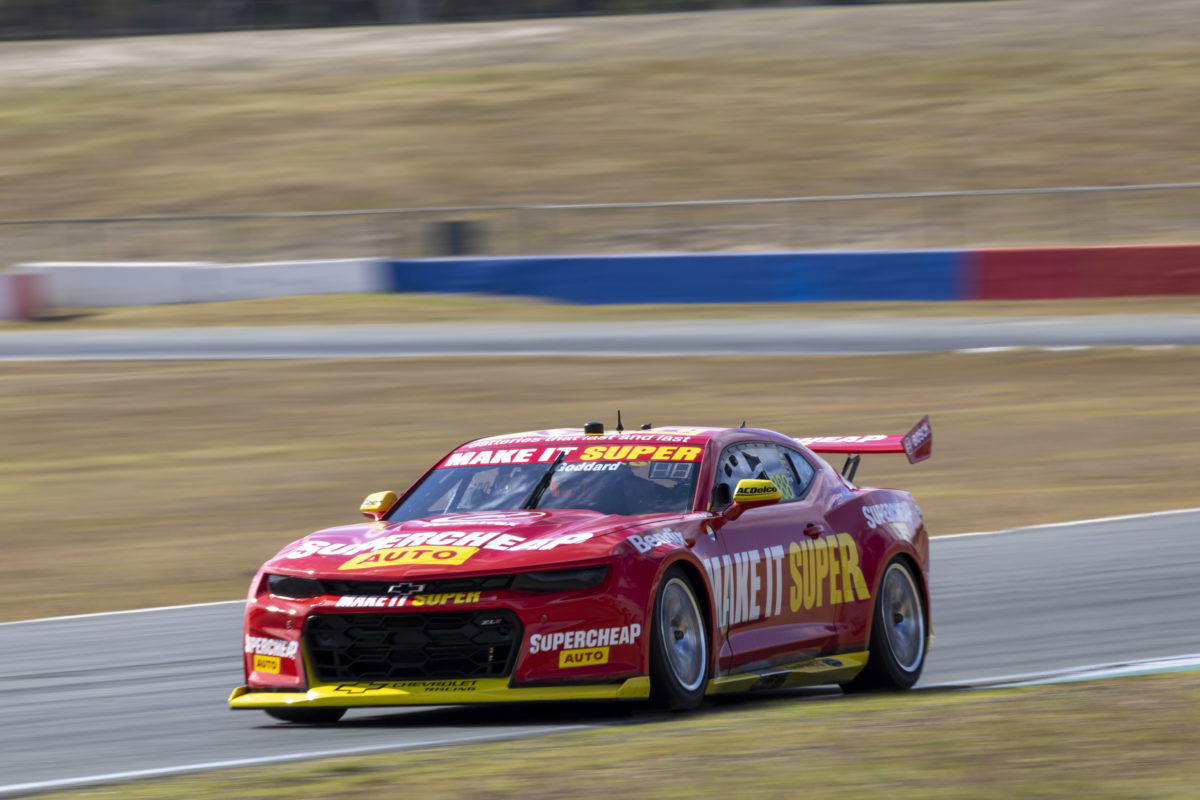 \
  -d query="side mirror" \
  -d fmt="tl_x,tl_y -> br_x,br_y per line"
722,478 -> 782,521
359,490 -> 397,520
